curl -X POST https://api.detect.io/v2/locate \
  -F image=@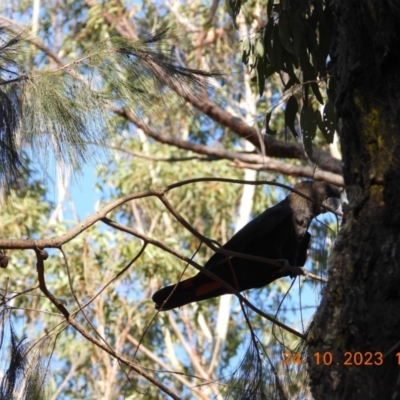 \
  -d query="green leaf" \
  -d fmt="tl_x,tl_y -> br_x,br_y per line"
301,57 -> 324,104
301,105 -> 317,157
327,77 -> 337,103
255,40 -> 264,58
285,96 -> 299,138
291,12 -> 305,58
256,61 -> 266,97
264,20 -> 275,67
323,101 -> 337,143
225,0 -> 246,29
315,109 -> 330,143
265,64 -> 276,78
305,23 -> 318,53
279,11 -> 295,55
242,37 -> 251,64
316,41 -> 328,74
265,111 -> 277,135
284,75 -> 300,90
316,5 -> 334,76
311,82 -> 324,104
282,48 -> 296,78
272,27 -> 284,71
